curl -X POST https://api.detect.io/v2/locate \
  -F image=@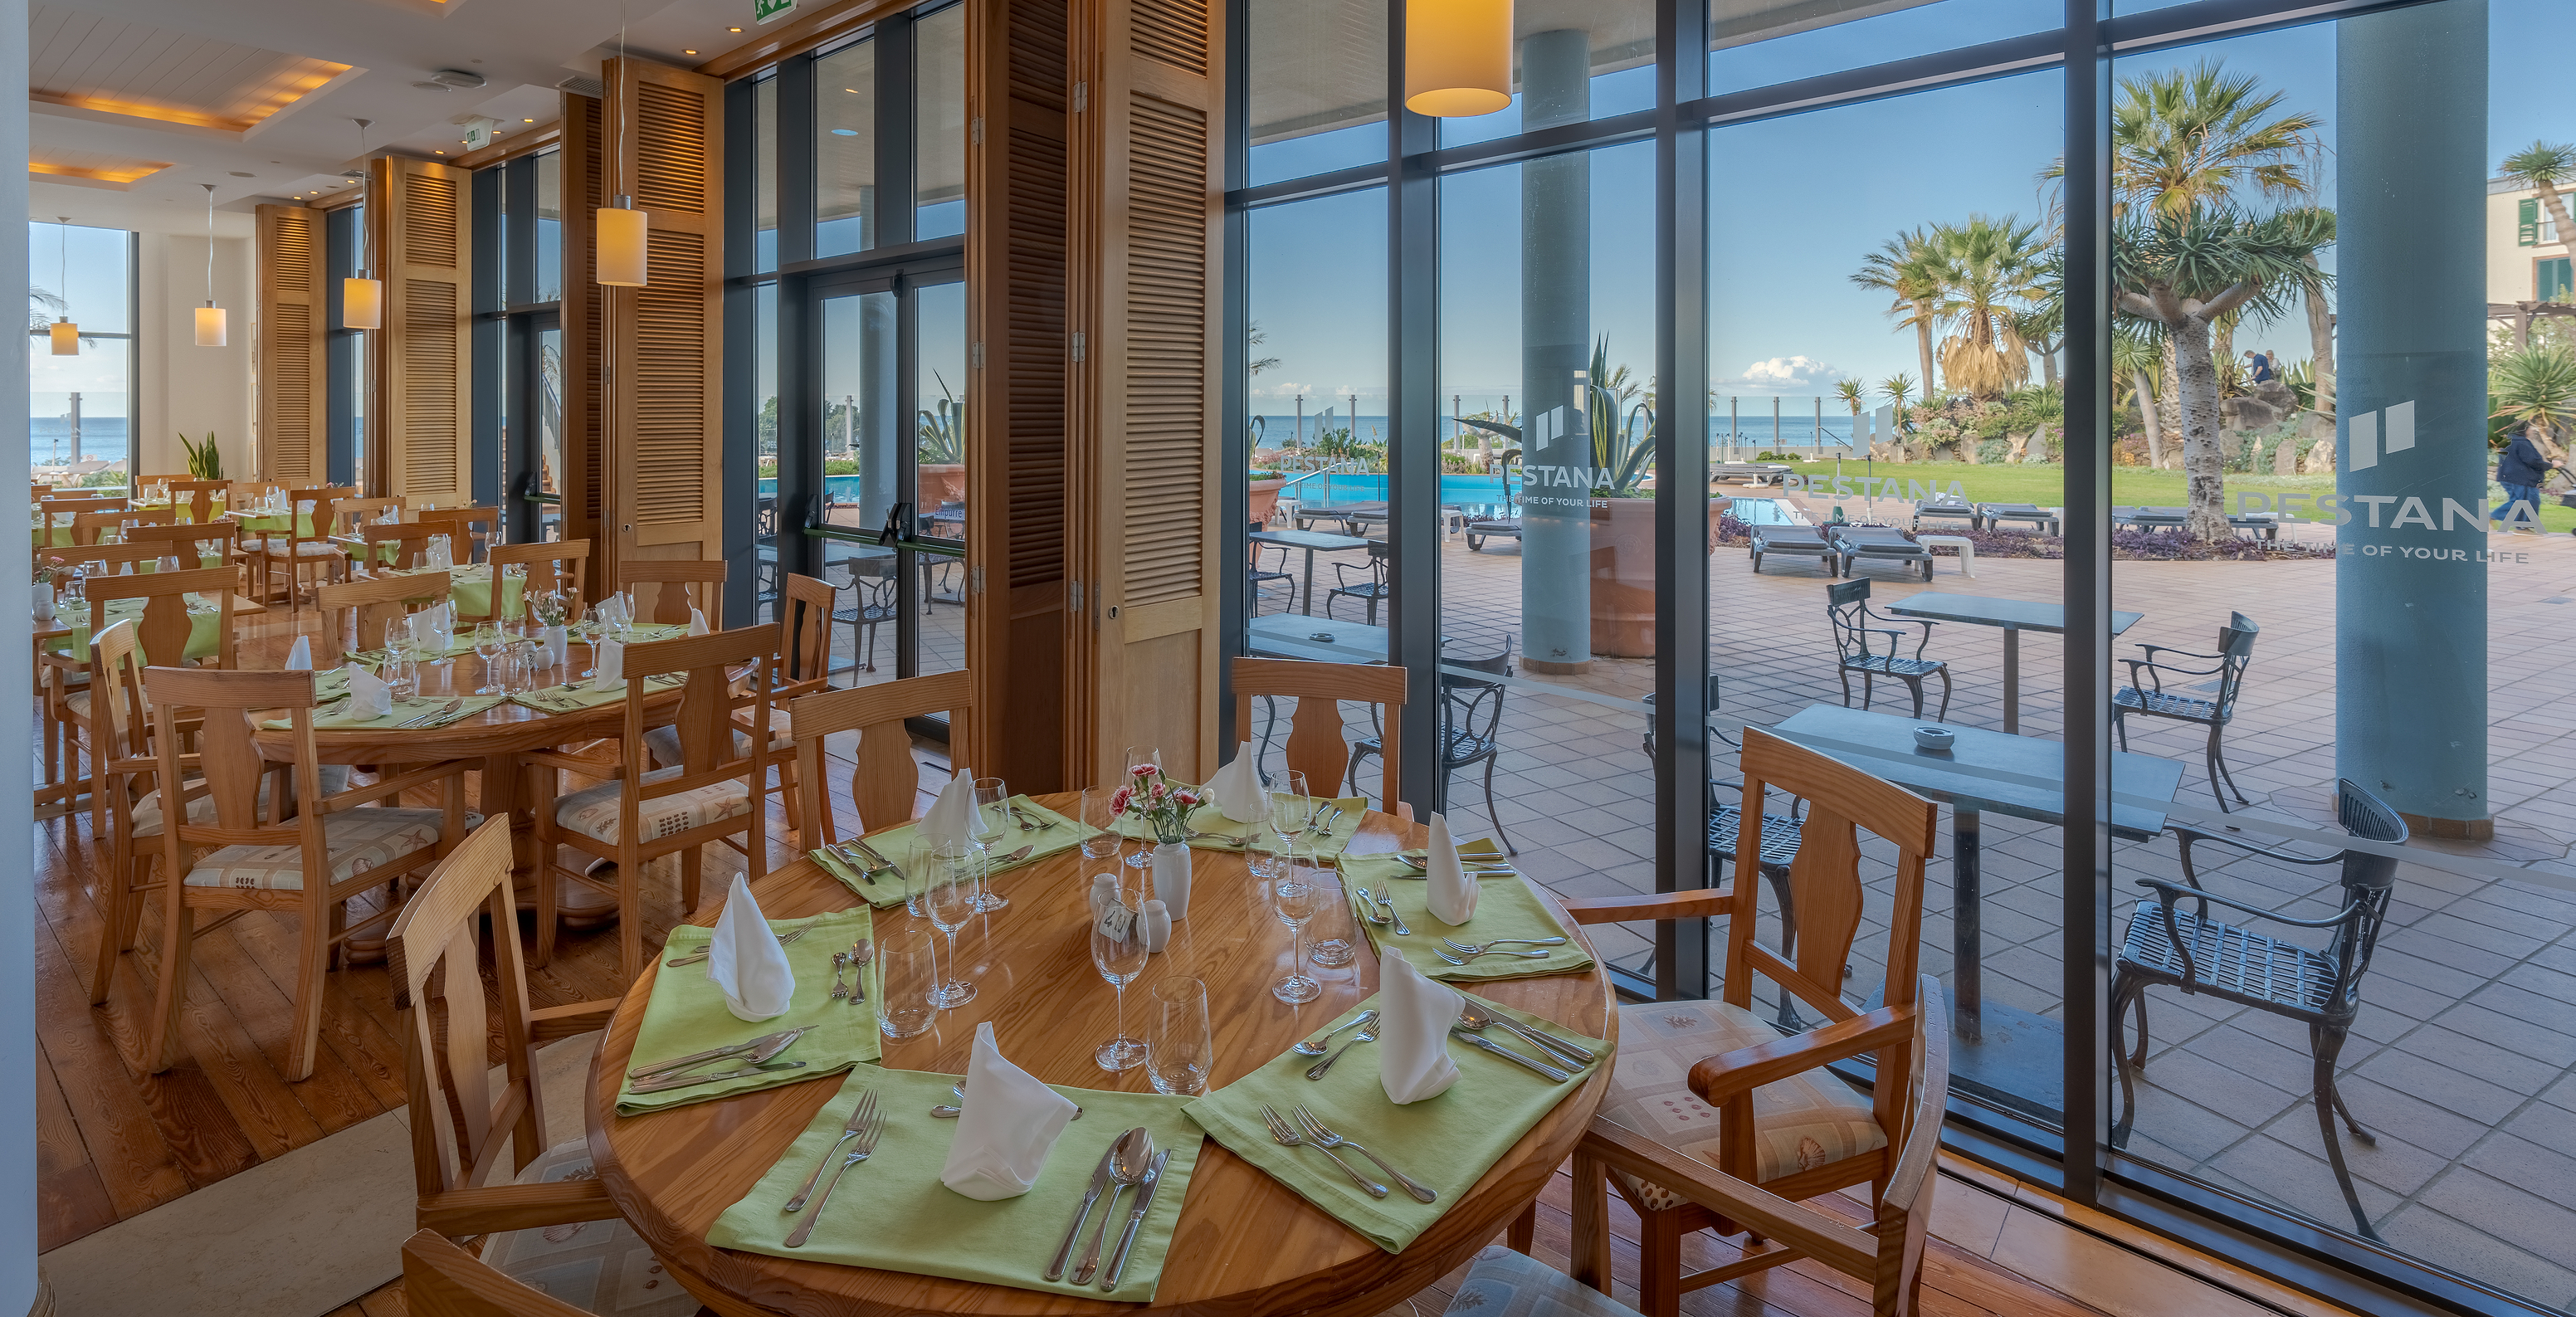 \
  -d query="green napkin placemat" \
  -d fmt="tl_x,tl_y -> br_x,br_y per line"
1117,796 -> 1368,860
261,693 -> 505,731
862,795 -> 1095,879
1183,992 -> 1605,1253
1351,874 -> 1593,983
507,671 -> 687,715
1338,837 -> 1509,890
617,909 -> 880,1115
706,1066 -> 1203,1301
812,846 -> 909,910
